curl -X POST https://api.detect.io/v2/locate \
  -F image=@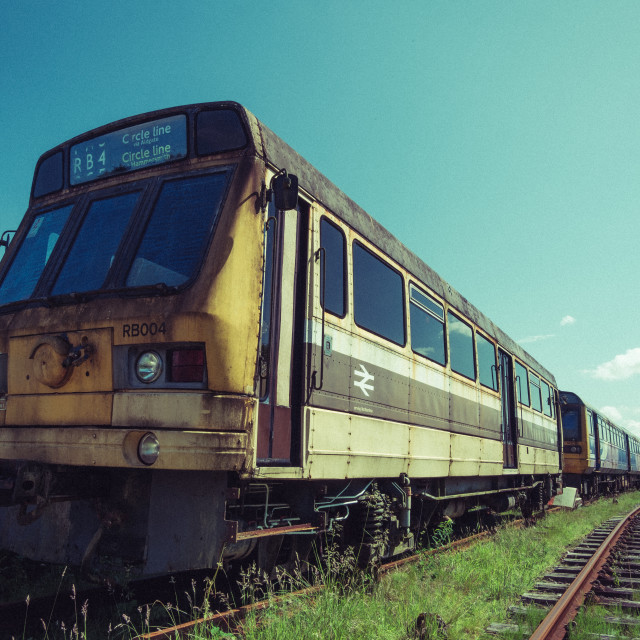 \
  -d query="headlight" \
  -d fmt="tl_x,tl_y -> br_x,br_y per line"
138,432 -> 160,465
135,351 -> 163,383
